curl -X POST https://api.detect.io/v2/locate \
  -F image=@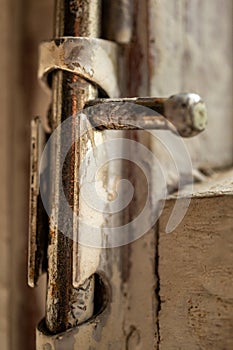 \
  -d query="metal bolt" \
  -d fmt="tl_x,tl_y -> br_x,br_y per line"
163,93 -> 207,137
85,93 -> 207,137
